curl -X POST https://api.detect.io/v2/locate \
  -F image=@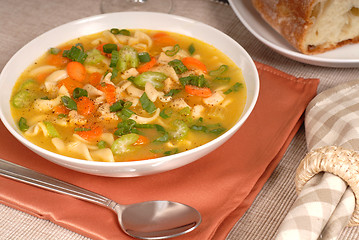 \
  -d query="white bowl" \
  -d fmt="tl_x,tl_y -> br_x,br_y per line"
0,12 -> 259,177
